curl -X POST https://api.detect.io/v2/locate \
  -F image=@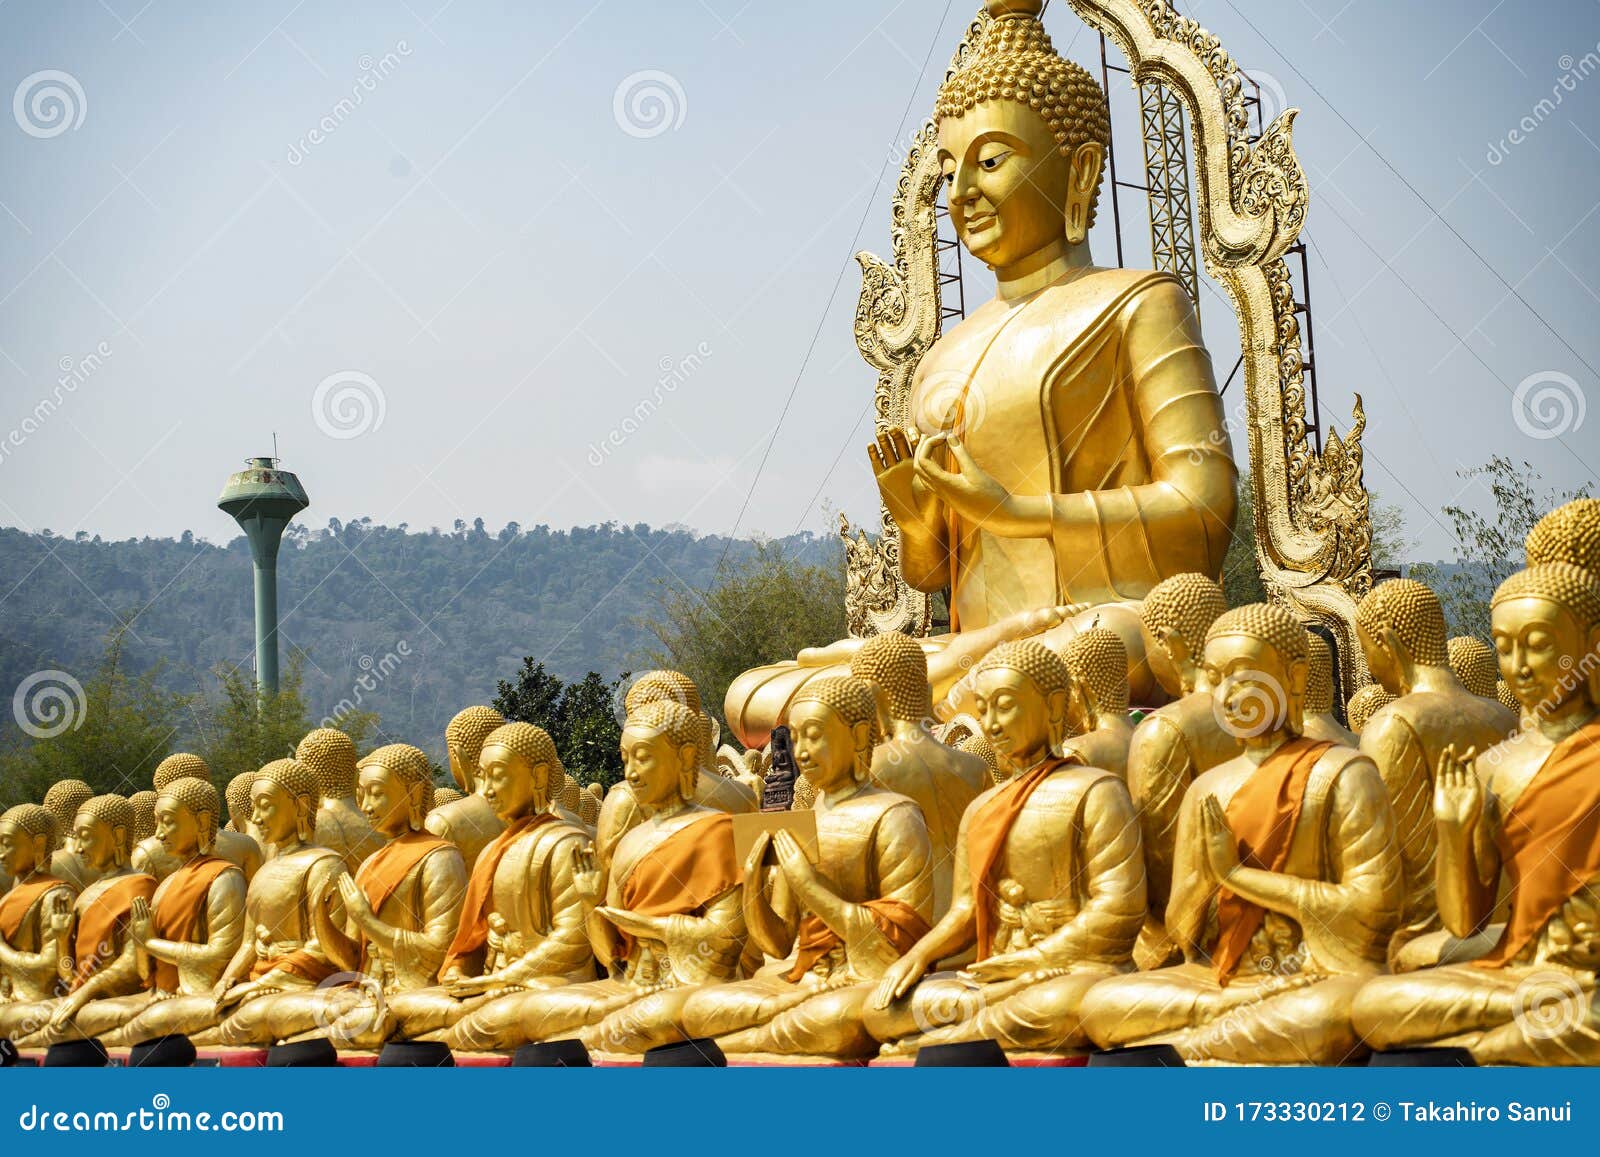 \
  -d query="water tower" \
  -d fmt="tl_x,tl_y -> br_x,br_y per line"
218,456 -> 310,696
